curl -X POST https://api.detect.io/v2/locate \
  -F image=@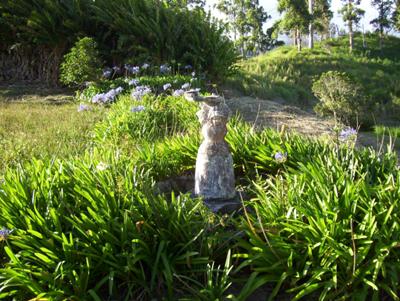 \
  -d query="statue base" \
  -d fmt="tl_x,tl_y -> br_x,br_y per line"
192,193 -> 242,214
